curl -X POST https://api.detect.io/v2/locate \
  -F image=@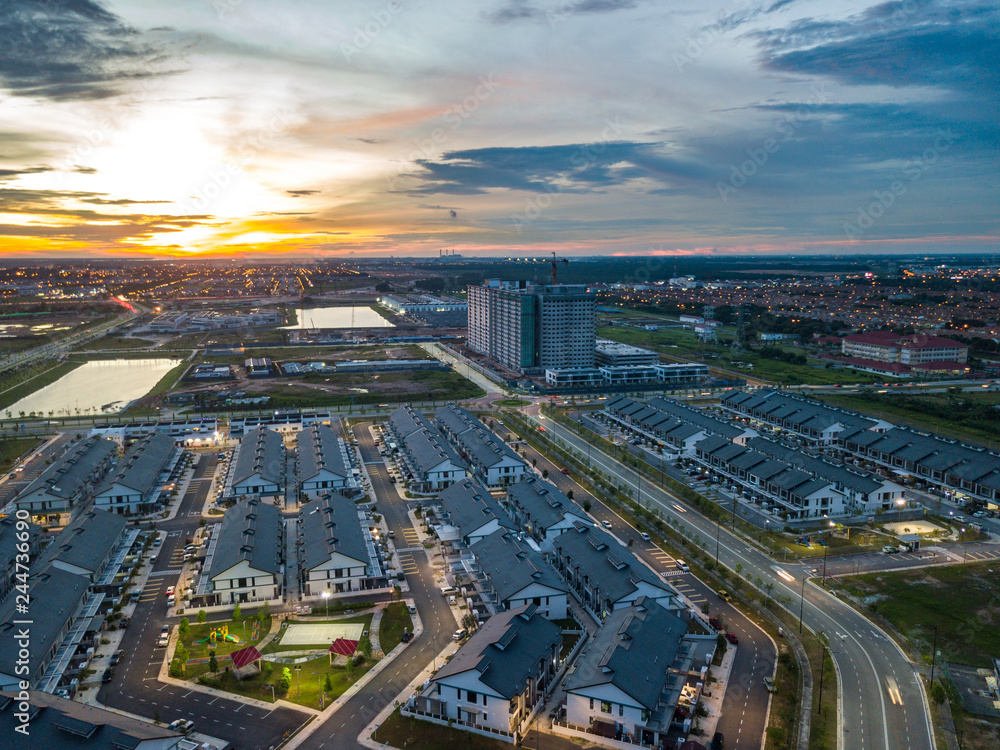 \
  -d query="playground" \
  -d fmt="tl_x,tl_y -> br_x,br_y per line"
177,614 -> 271,679
279,621 -> 364,647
